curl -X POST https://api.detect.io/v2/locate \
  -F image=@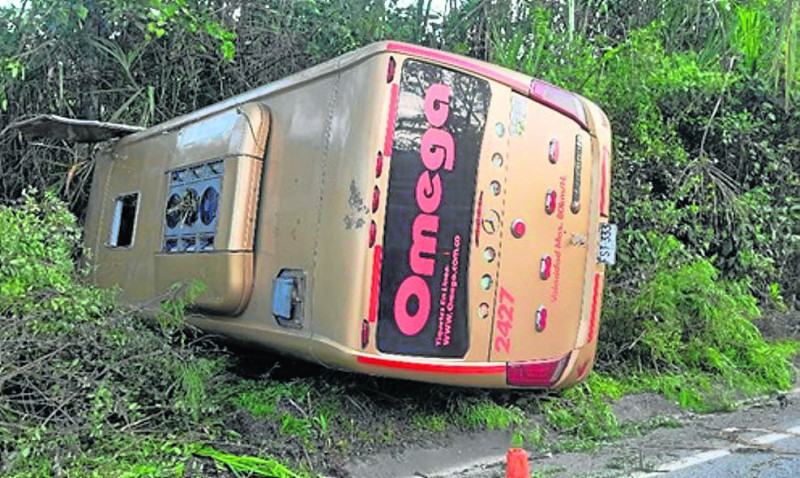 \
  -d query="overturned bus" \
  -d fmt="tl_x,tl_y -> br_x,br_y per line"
70,42 -> 615,389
